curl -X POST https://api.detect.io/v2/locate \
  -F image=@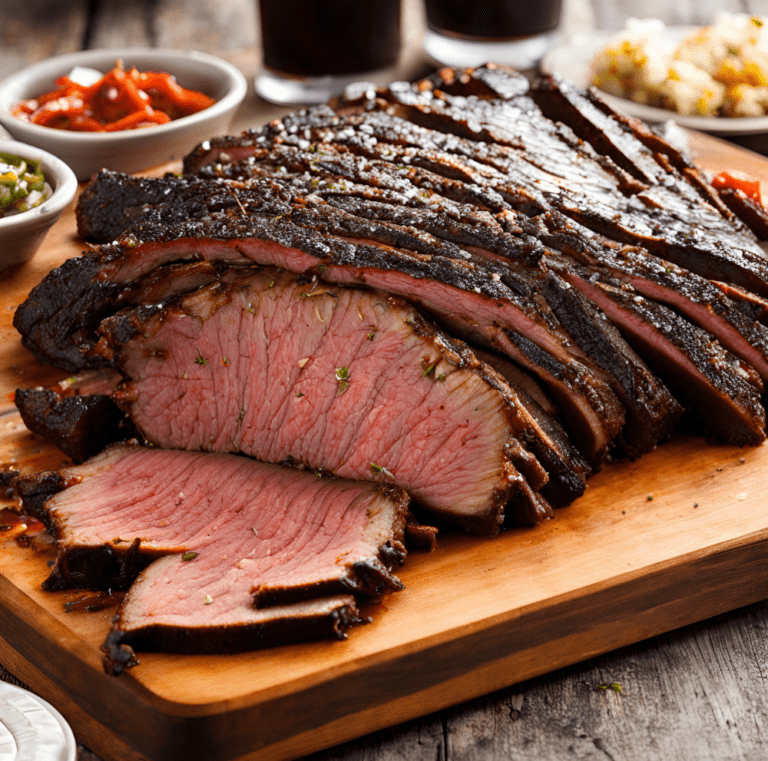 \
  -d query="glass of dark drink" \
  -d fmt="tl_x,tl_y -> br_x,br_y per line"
423,0 -> 562,70
256,0 -> 402,104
